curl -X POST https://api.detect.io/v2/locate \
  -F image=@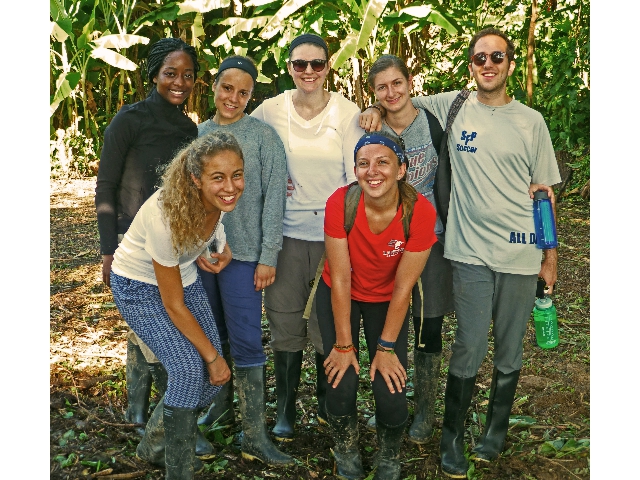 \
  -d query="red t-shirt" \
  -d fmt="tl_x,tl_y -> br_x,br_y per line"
322,185 -> 437,302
